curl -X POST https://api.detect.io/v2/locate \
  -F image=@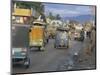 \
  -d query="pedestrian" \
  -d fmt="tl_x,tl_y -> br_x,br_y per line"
90,26 -> 96,52
38,12 -> 47,23
87,30 -> 91,39
80,28 -> 84,41
85,26 -> 96,55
